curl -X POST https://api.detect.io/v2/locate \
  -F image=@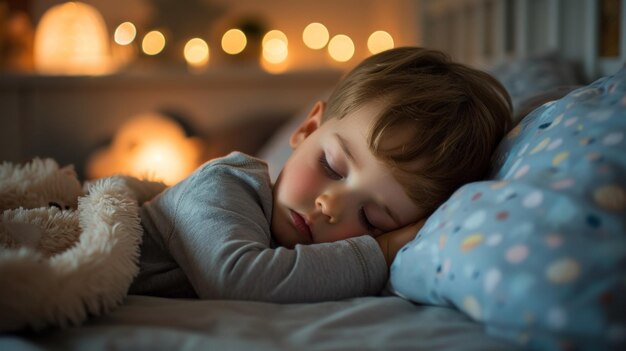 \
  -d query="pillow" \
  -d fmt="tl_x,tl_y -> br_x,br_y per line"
513,85 -> 581,122
389,66 -> 626,351
489,53 -> 583,121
